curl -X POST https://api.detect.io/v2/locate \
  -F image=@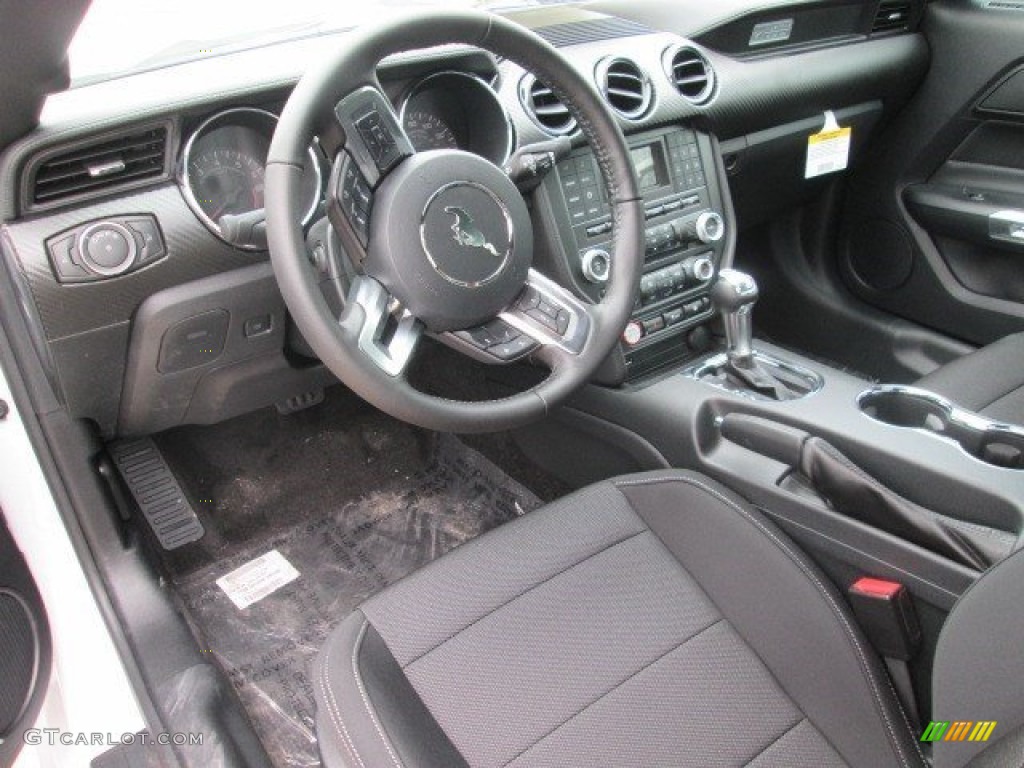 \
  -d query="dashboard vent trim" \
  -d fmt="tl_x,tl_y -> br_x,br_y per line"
871,0 -> 913,33
27,123 -> 171,210
664,46 -> 716,106
533,17 -> 653,48
595,57 -> 653,120
519,74 -> 577,136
